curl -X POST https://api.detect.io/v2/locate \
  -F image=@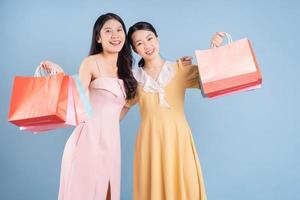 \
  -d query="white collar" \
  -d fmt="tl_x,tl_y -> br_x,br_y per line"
133,61 -> 175,108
